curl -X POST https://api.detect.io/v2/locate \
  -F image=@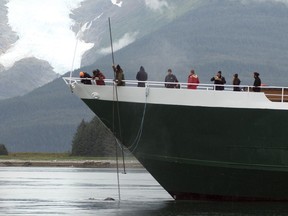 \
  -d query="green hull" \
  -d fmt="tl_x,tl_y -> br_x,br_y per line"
83,98 -> 288,200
